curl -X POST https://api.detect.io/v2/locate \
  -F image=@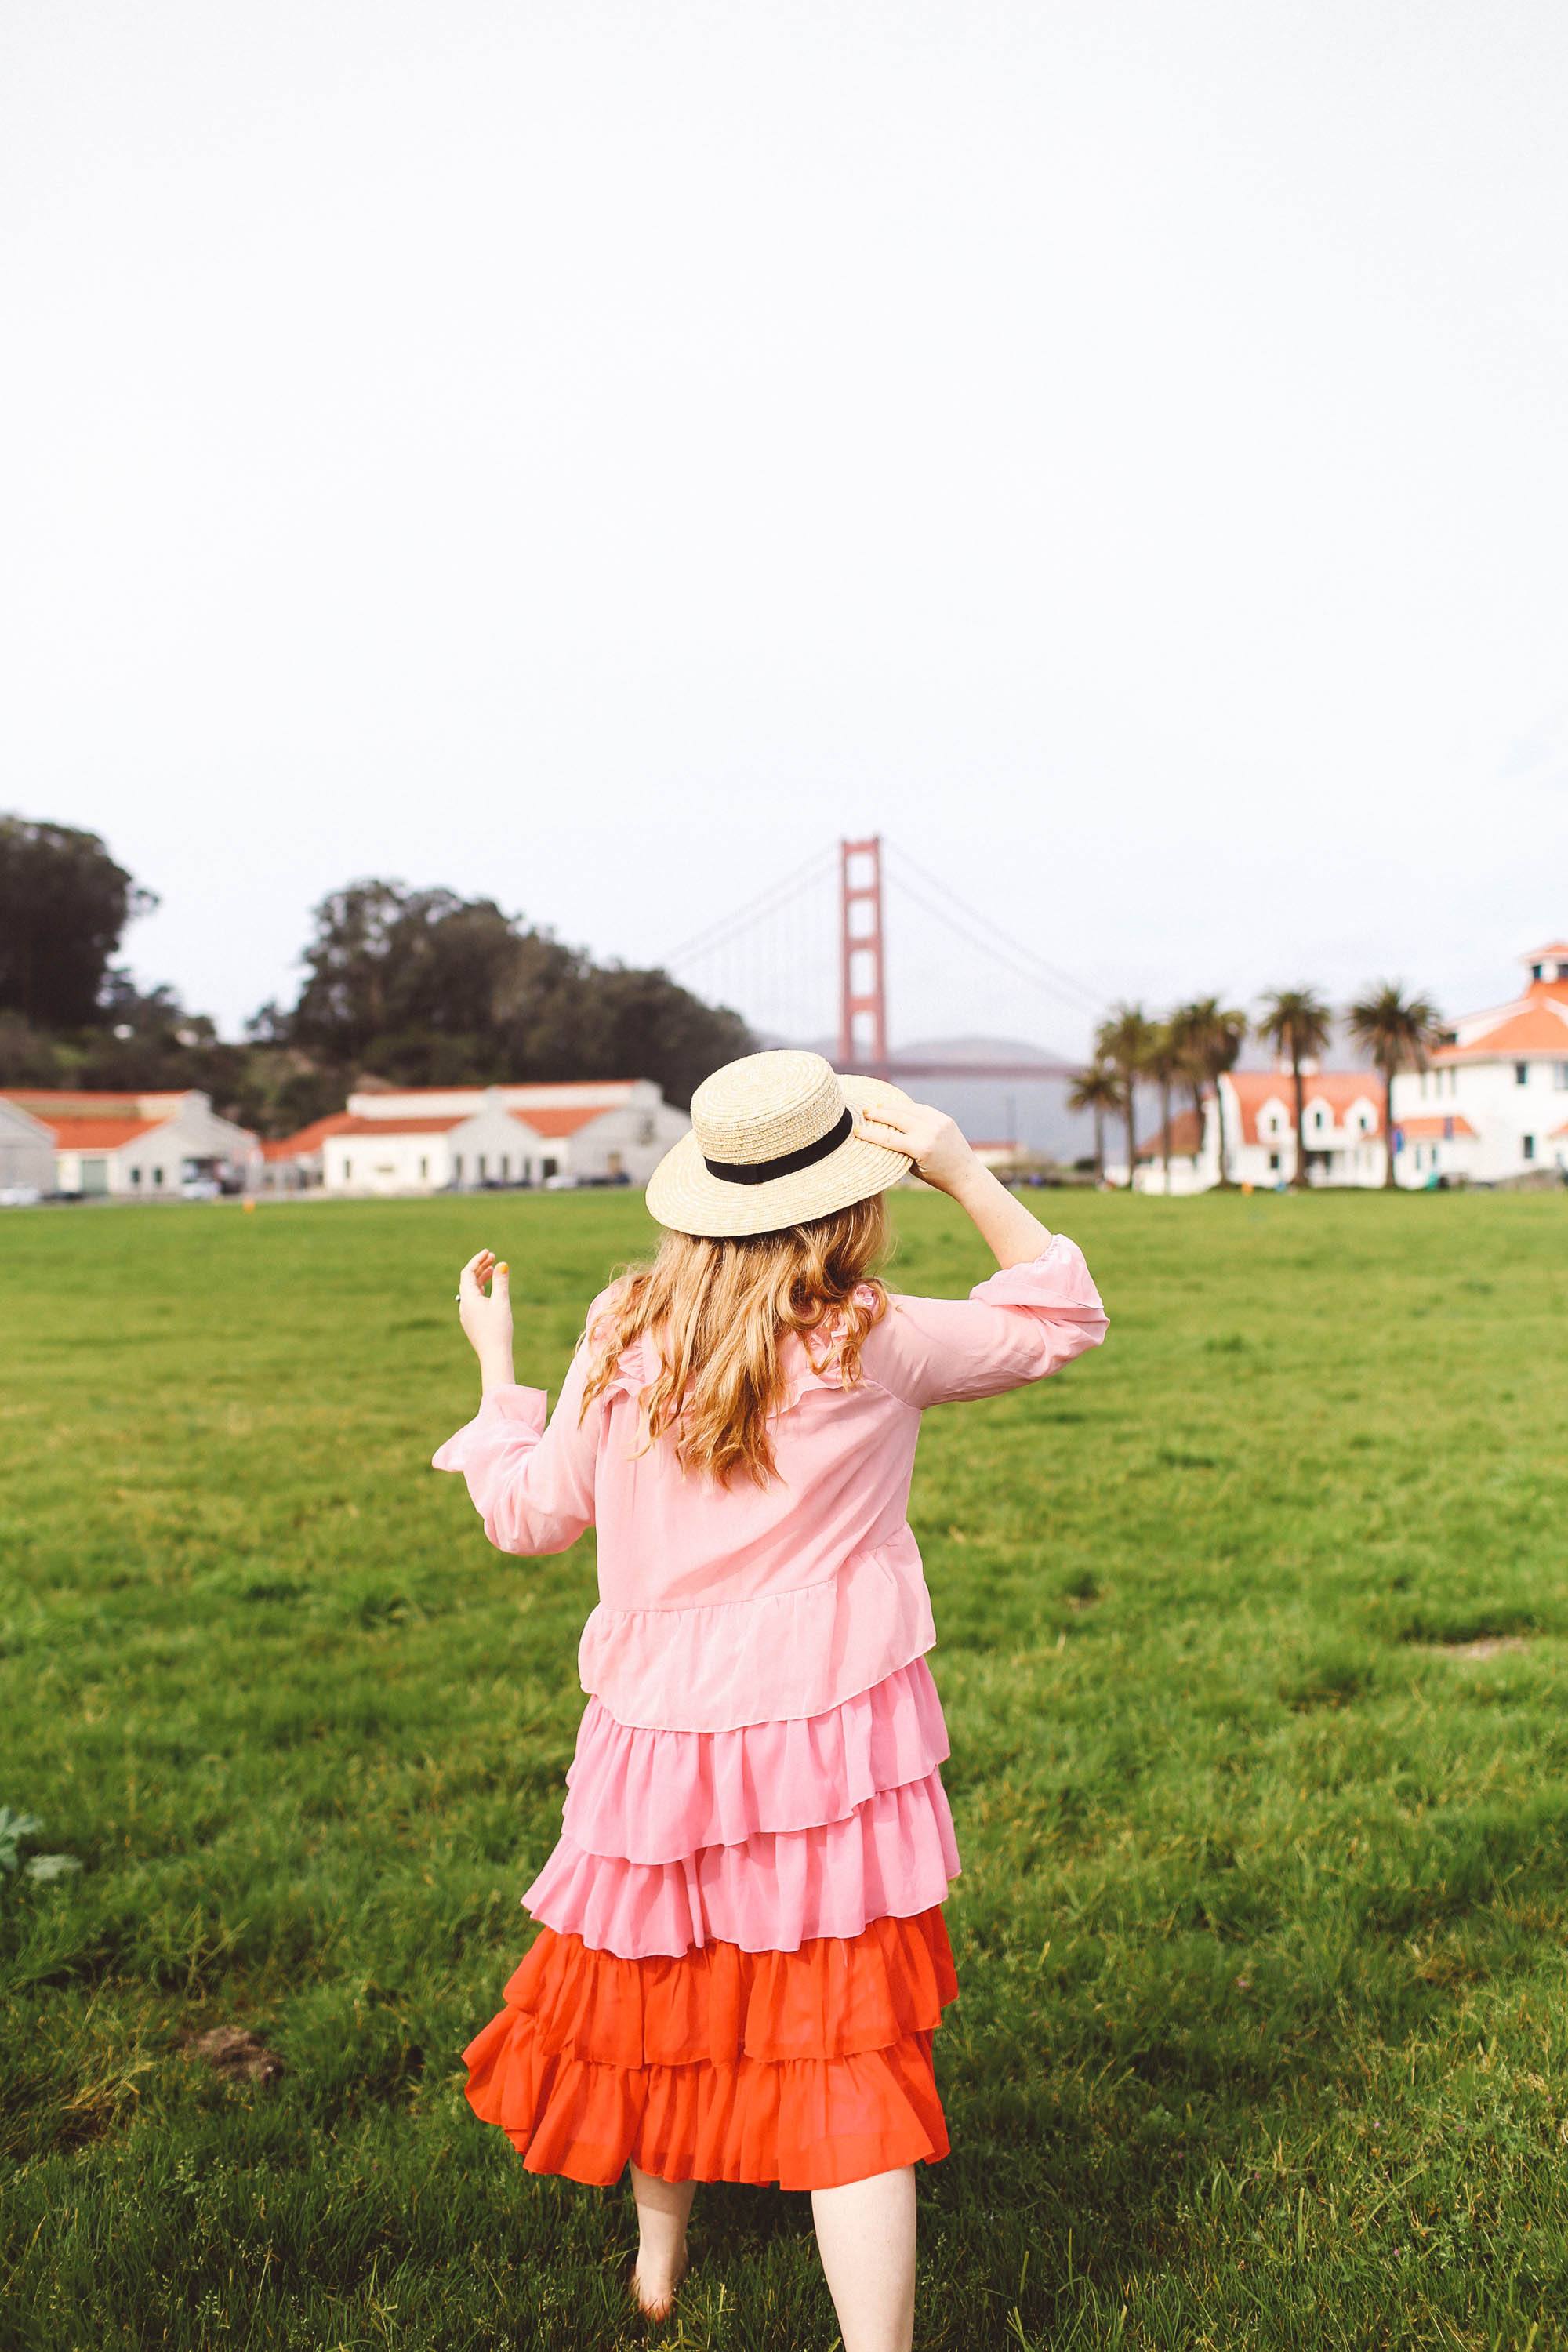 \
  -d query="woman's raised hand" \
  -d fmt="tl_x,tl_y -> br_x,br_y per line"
853,1098 -> 978,1195
457,1250 -> 515,1379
